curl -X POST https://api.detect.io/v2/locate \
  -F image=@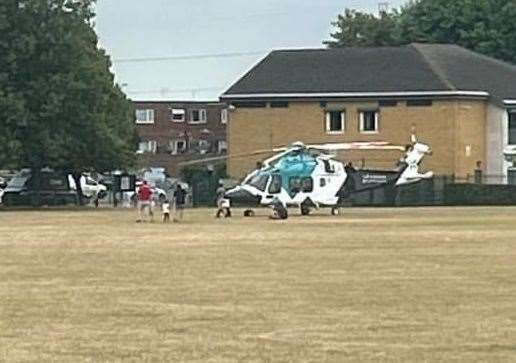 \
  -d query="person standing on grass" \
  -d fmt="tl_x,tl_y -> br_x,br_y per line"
173,184 -> 187,222
136,180 -> 153,223
162,199 -> 171,223
215,182 -> 231,218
